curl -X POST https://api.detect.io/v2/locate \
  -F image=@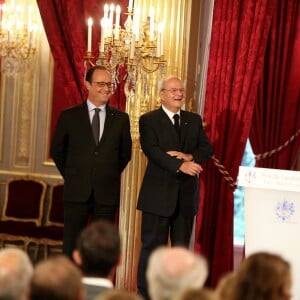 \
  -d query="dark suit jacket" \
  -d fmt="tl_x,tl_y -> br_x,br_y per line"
137,107 -> 213,217
50,102 -> 132,206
